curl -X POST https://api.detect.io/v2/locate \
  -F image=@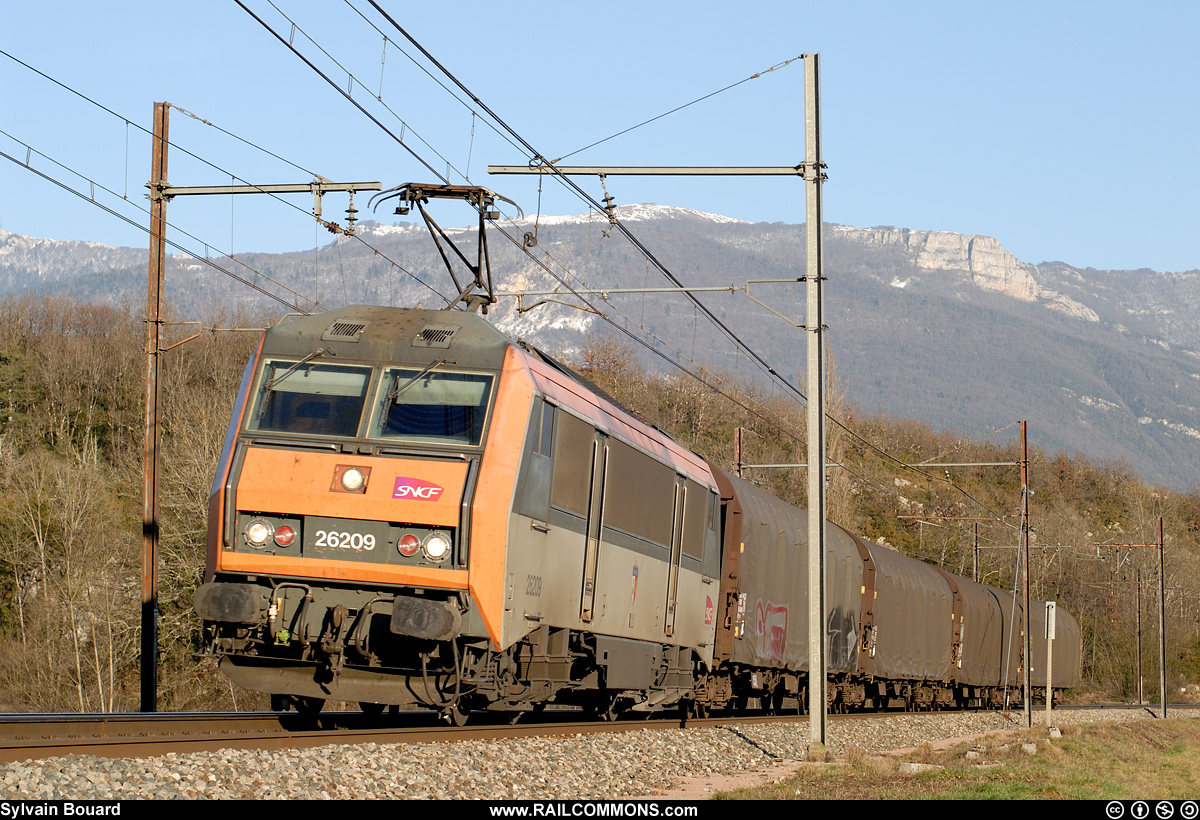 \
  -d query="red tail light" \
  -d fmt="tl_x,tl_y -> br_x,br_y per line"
398,534 -> 421,556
